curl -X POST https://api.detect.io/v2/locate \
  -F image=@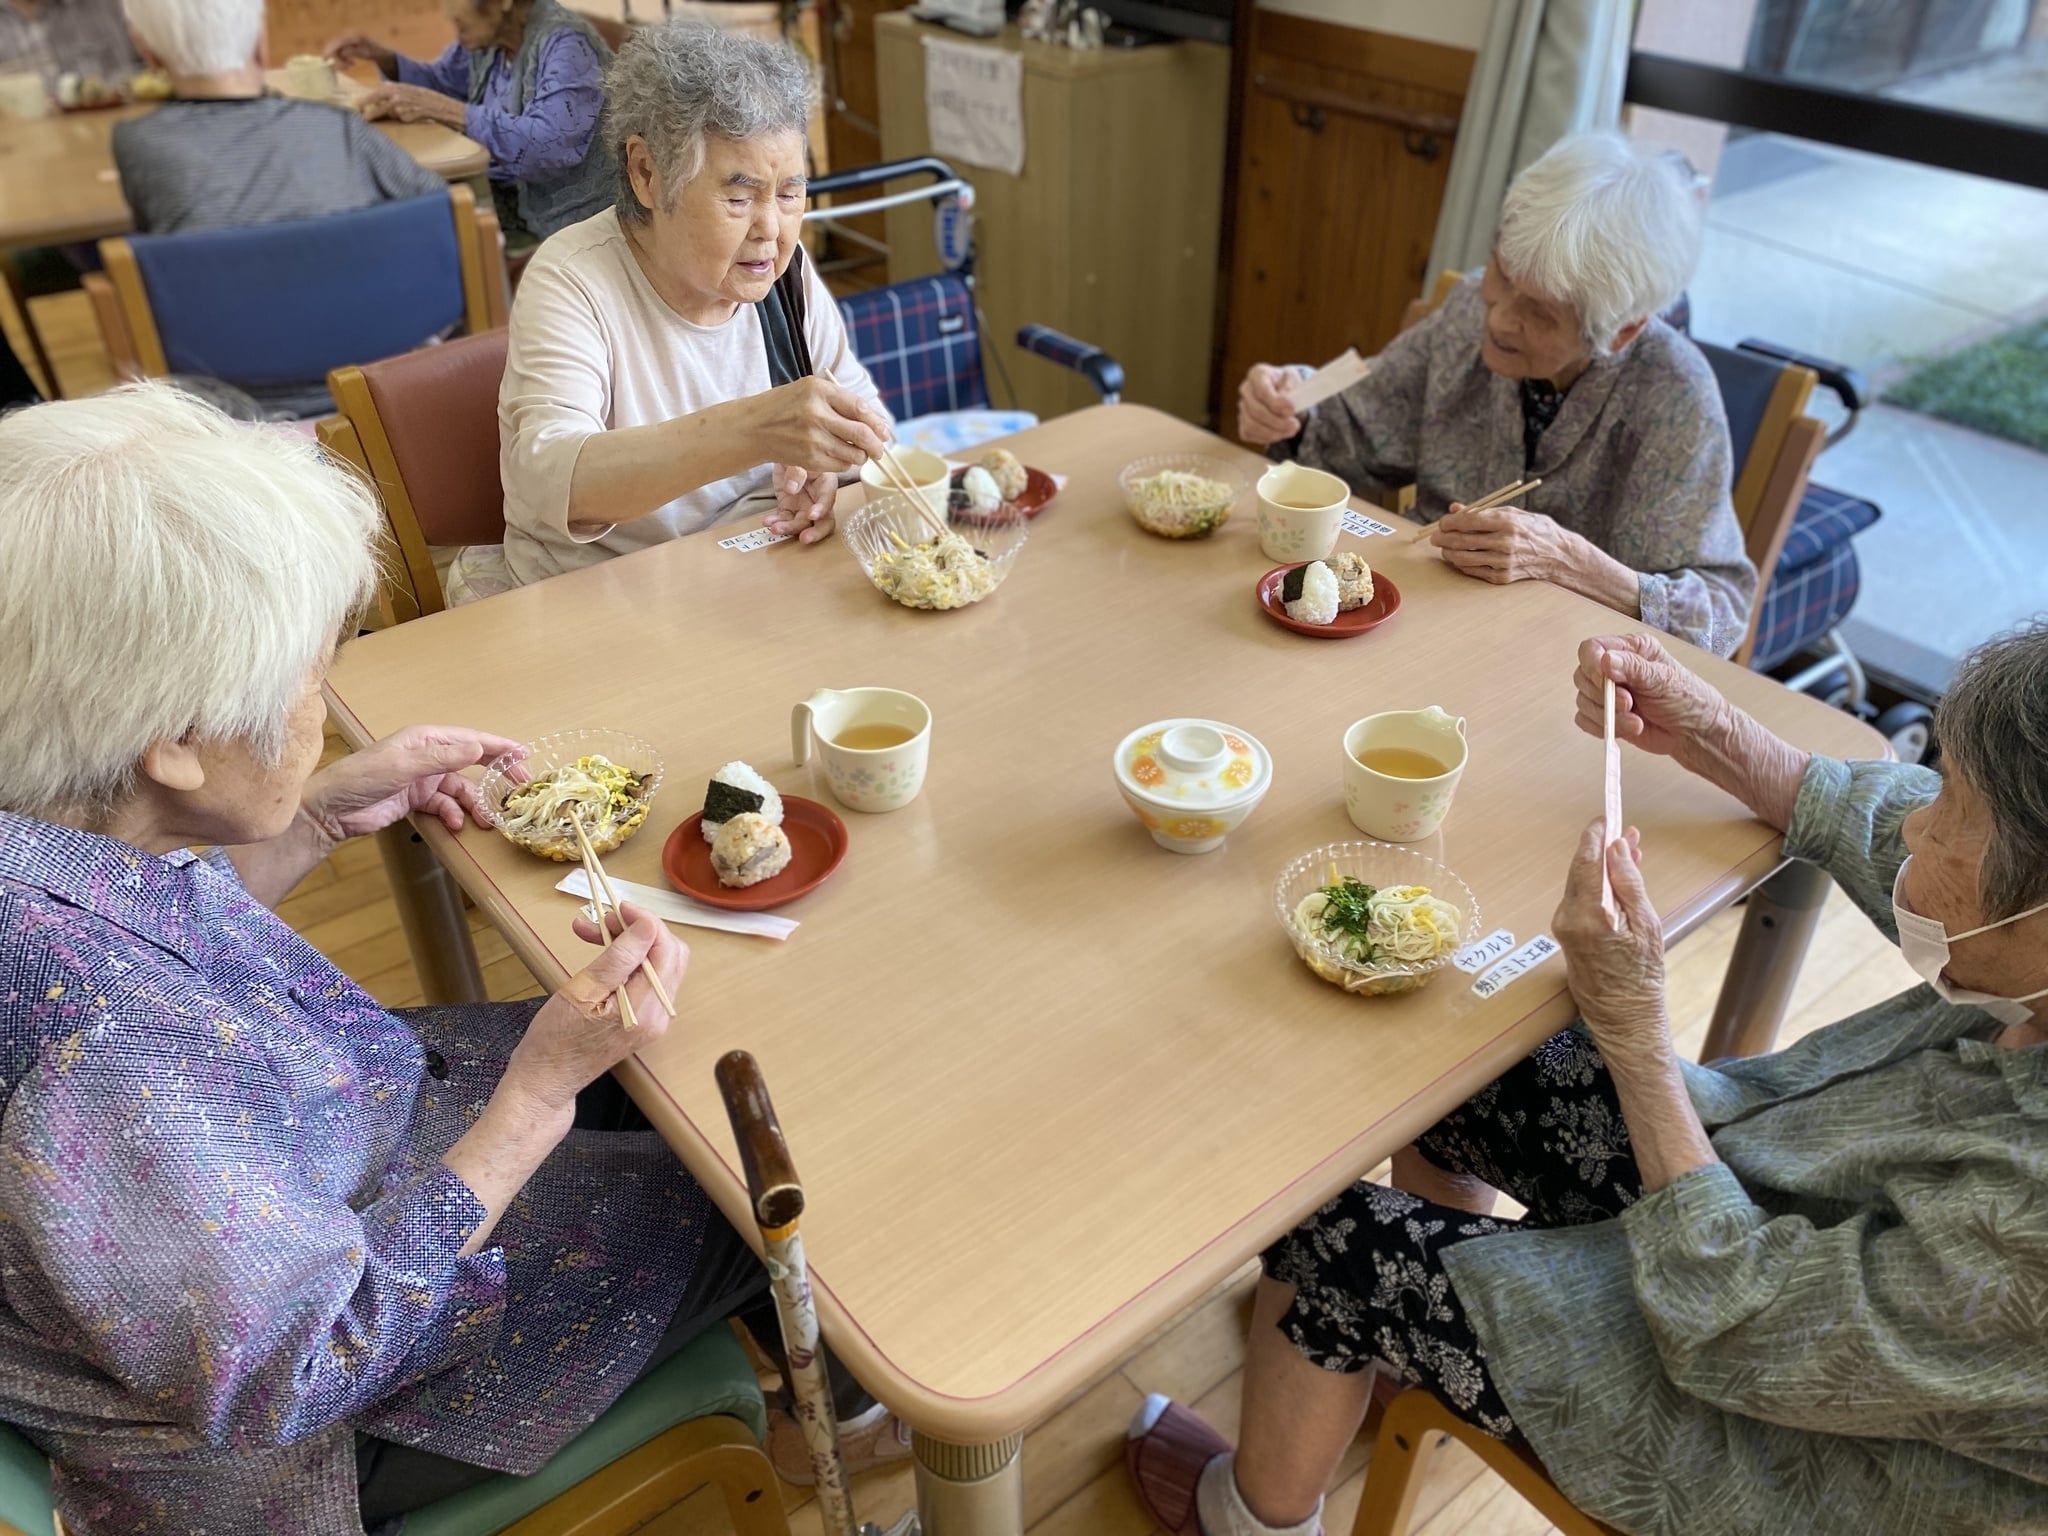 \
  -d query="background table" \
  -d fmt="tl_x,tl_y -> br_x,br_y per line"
324,404 -> 1883,1530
